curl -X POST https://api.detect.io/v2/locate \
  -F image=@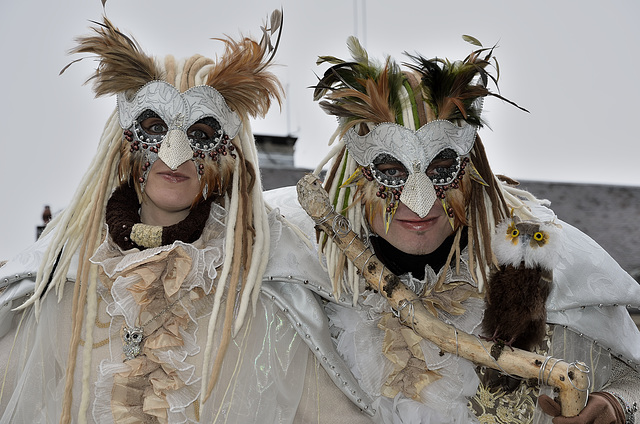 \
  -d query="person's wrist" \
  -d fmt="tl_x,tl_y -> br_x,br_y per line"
600,391 -> 637,424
